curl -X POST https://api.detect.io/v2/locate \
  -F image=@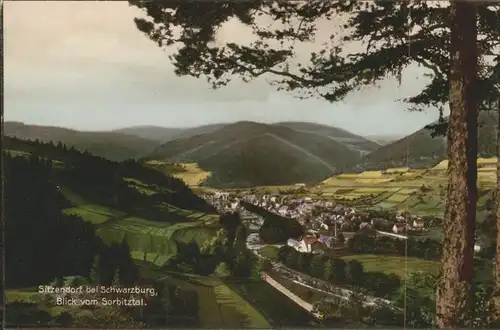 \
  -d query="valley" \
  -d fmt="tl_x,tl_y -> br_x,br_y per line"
4,119 -> 498,328
8,1 -> 500,327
